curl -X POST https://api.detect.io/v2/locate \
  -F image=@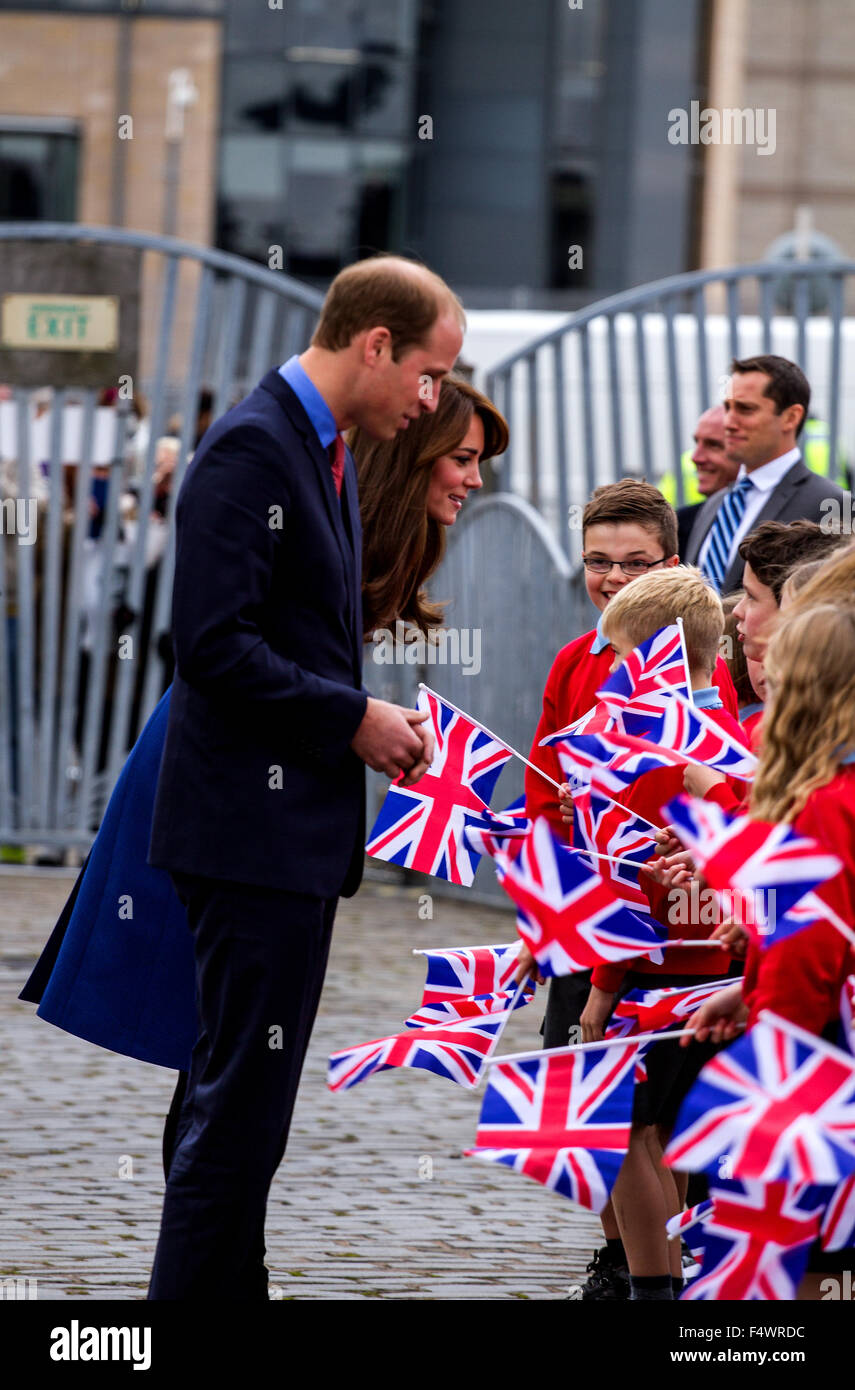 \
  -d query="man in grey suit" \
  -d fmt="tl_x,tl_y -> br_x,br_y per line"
684,355 -> 845,594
